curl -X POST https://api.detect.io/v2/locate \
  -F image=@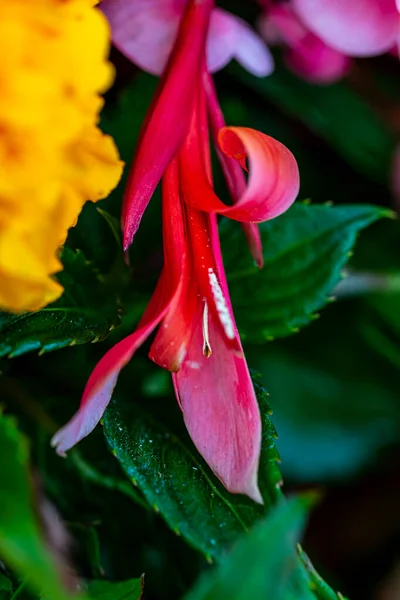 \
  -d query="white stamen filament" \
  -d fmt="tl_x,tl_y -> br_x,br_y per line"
202,301 -> 212,358
208,268 -> 235,339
